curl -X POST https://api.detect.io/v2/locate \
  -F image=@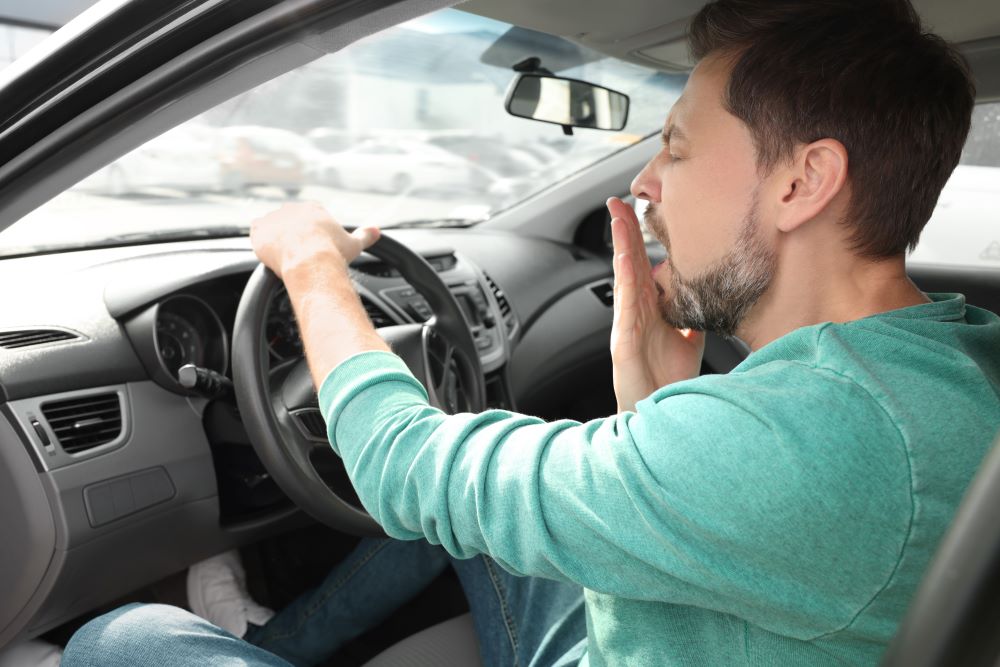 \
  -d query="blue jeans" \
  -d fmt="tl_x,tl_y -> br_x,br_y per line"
62,537 -> 587,667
